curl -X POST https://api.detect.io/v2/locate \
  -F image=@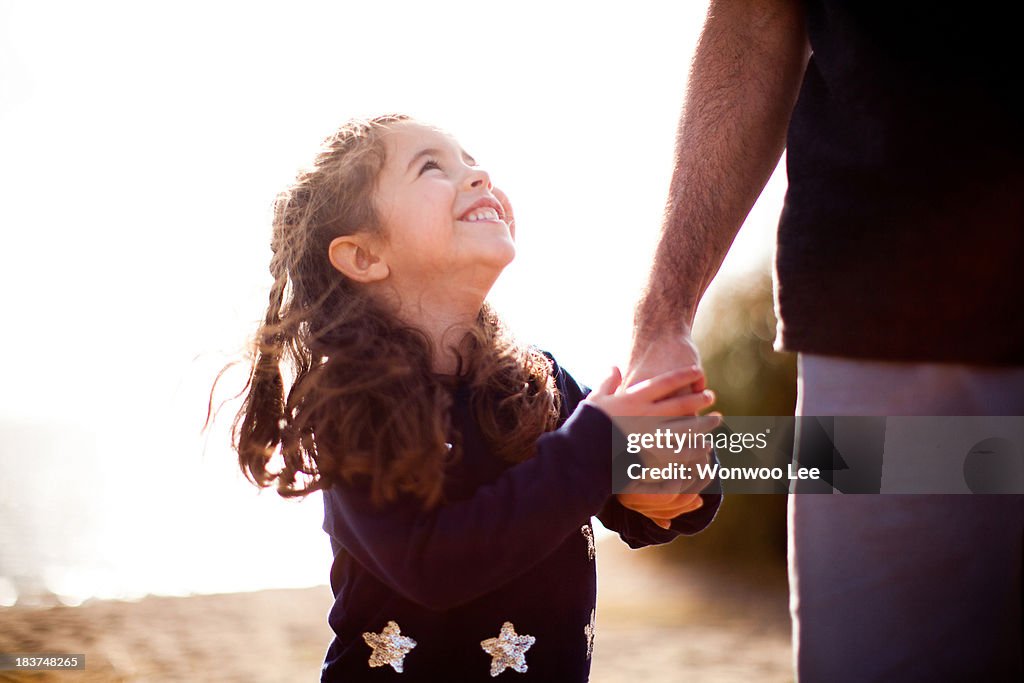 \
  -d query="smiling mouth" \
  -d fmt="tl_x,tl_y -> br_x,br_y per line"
459,206 -> 503,223
458,197 -> 506,223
